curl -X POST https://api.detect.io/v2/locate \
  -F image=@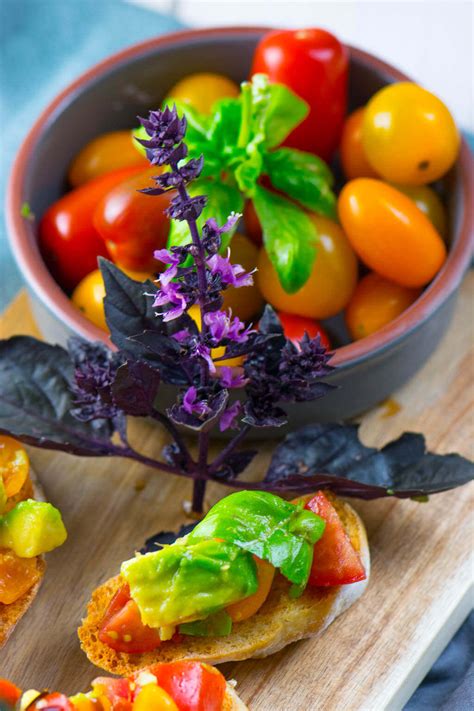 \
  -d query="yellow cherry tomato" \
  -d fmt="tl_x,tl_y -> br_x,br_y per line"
0,435 -> 29,499
226,557 -> 275,622
188,305 -> 244,368
345,272 -> 421,340
222,233 -> 264,321
0,549 -> 40,604
68,131 -> 148,187
133,684 -> 178,711
339,107 -> 379,180
338,179 -> 447,287
166,72 -> 240,114
363,82 -> 460,185
257,215 -> 358,319
72,268 -> 154,332
391,184 -> 448,239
